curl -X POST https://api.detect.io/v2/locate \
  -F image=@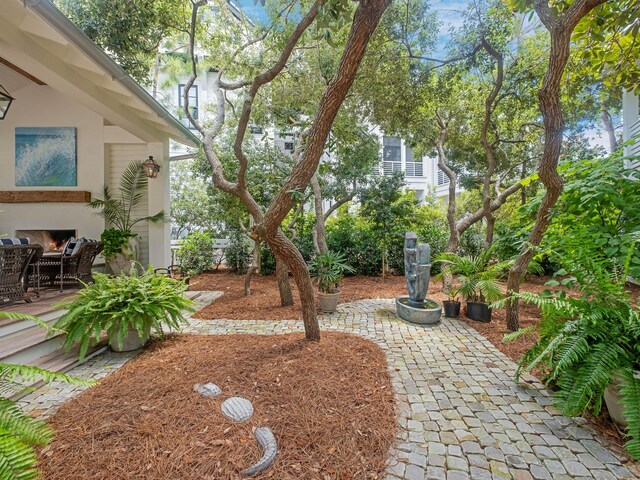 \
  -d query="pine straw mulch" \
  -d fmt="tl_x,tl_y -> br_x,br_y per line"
38,333 -> 396,480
